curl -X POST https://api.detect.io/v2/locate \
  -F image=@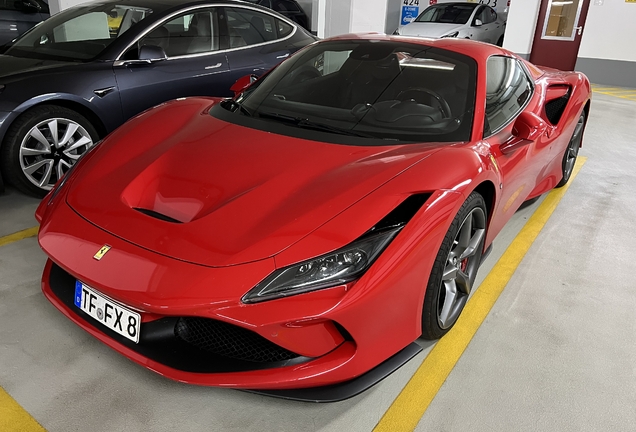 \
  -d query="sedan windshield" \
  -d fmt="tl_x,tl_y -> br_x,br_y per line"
224,40 -> 477,144
415,4 -> 477,24
4,4 -> 153,61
